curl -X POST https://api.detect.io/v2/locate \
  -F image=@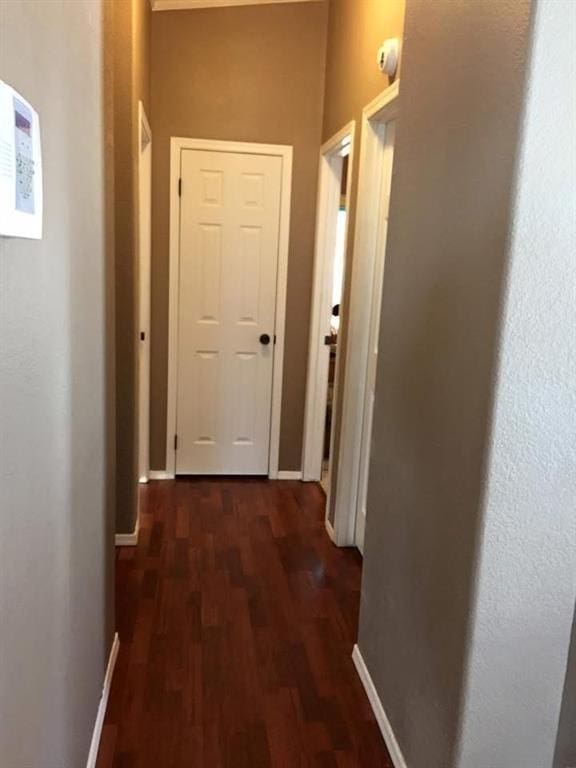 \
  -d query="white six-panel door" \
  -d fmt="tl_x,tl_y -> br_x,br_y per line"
175,149 -> 283,474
